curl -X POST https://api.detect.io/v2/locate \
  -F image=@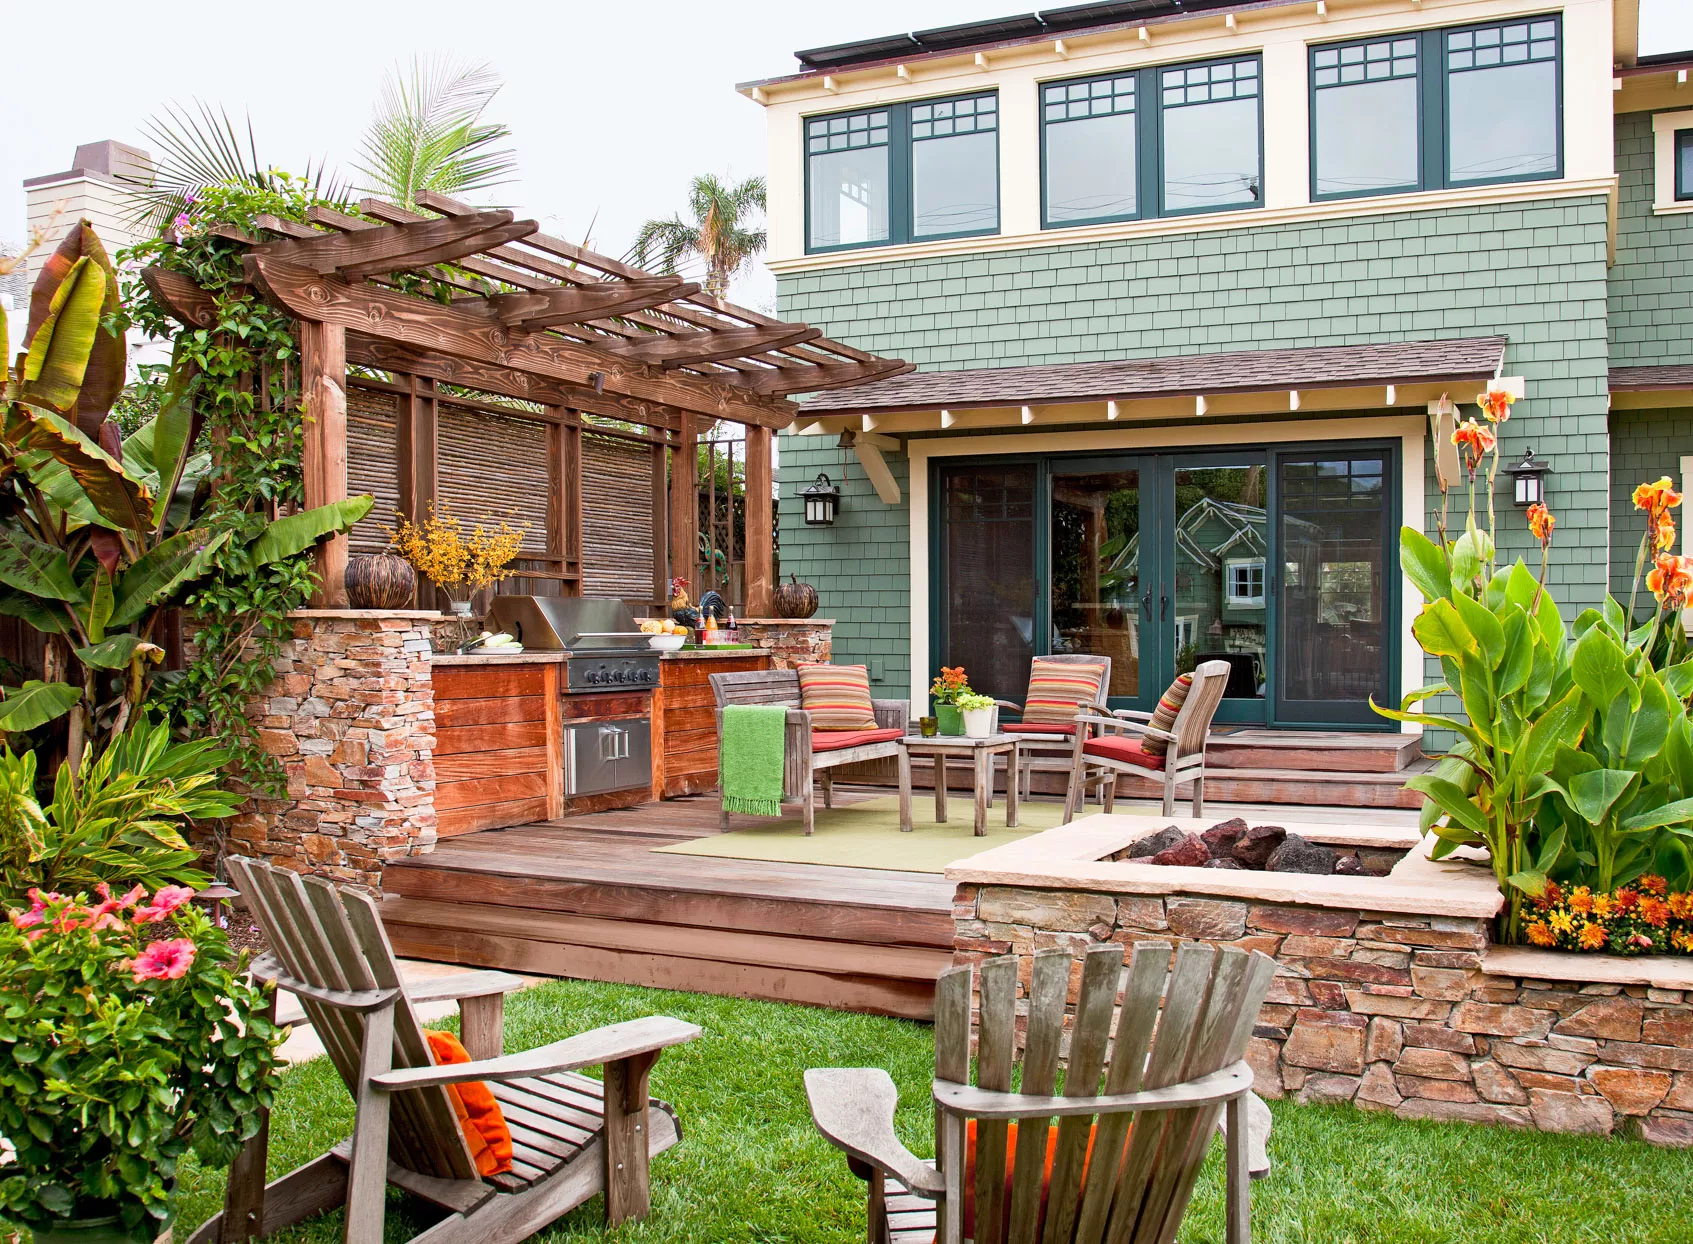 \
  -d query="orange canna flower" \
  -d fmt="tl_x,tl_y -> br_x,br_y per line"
1656,512 -> 1679,552
1451,419 -> 1496,472
1477,388 -> 1515,423
1633,476 -> 1684,518
1578,922 -> 1608,950
1526,503 -> 1555,543
1647,552 -> 1693,609
1526,920 -> 1556,947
